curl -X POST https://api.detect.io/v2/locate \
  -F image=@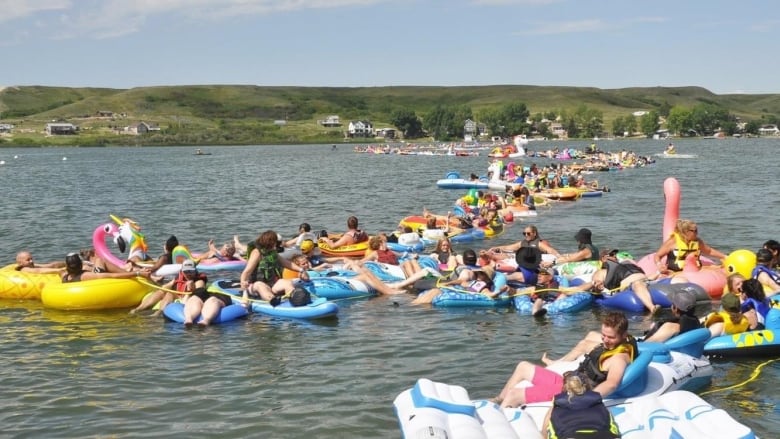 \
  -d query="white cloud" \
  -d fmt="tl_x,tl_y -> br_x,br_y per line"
0,0 -> 71,23
517,16 -> 667,35
2,0 -> 389,39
